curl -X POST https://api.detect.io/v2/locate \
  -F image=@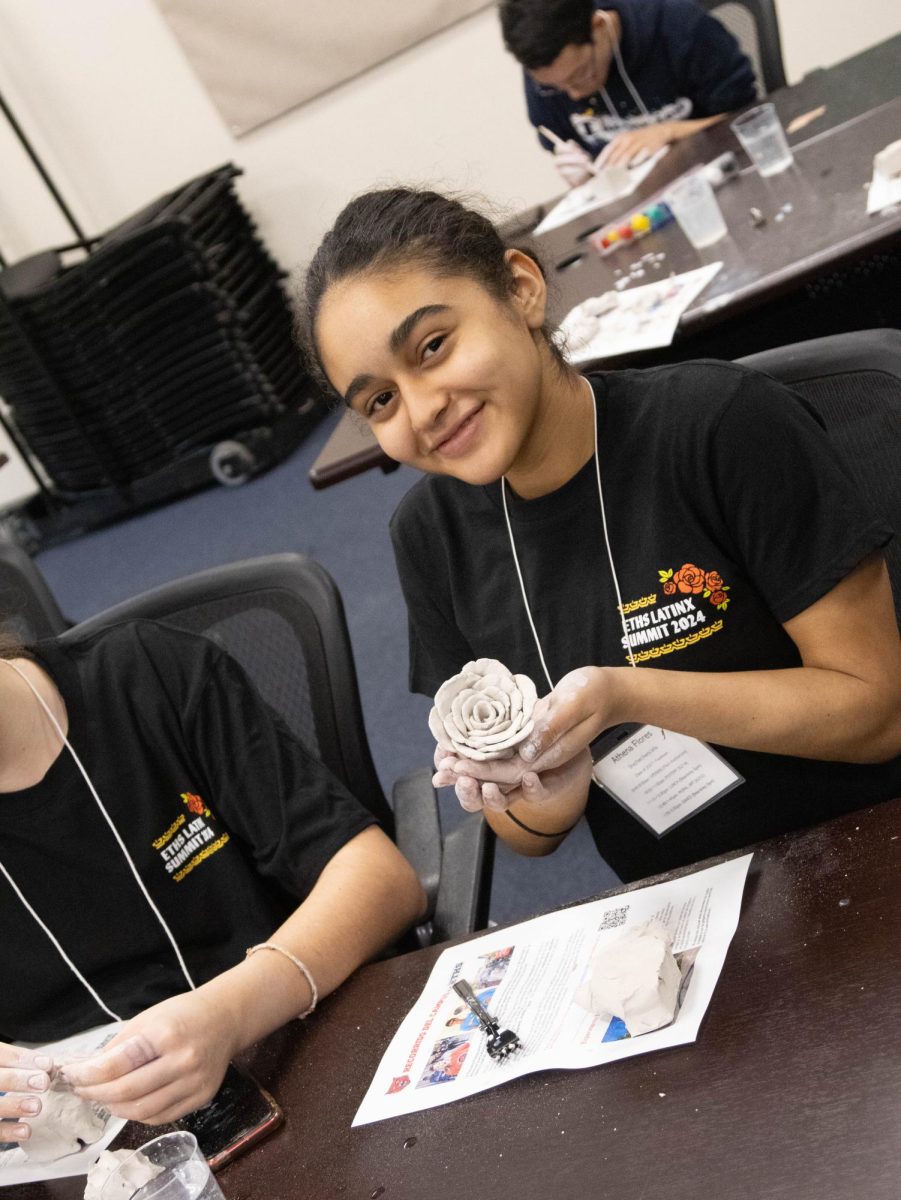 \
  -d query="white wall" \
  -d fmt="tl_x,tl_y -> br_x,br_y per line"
1,0 -> 899,274
779,0 -> 899,83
